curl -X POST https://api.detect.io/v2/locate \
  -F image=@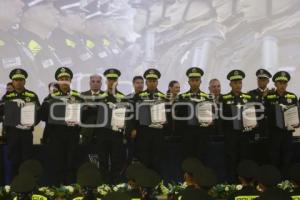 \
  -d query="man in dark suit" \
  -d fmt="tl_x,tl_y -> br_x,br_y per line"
80,74 -> 104,145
